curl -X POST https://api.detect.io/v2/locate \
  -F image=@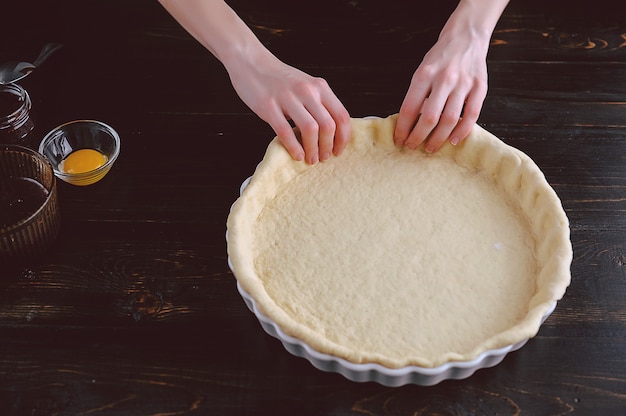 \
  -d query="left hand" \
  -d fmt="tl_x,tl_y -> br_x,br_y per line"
394,32 -> 489,153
